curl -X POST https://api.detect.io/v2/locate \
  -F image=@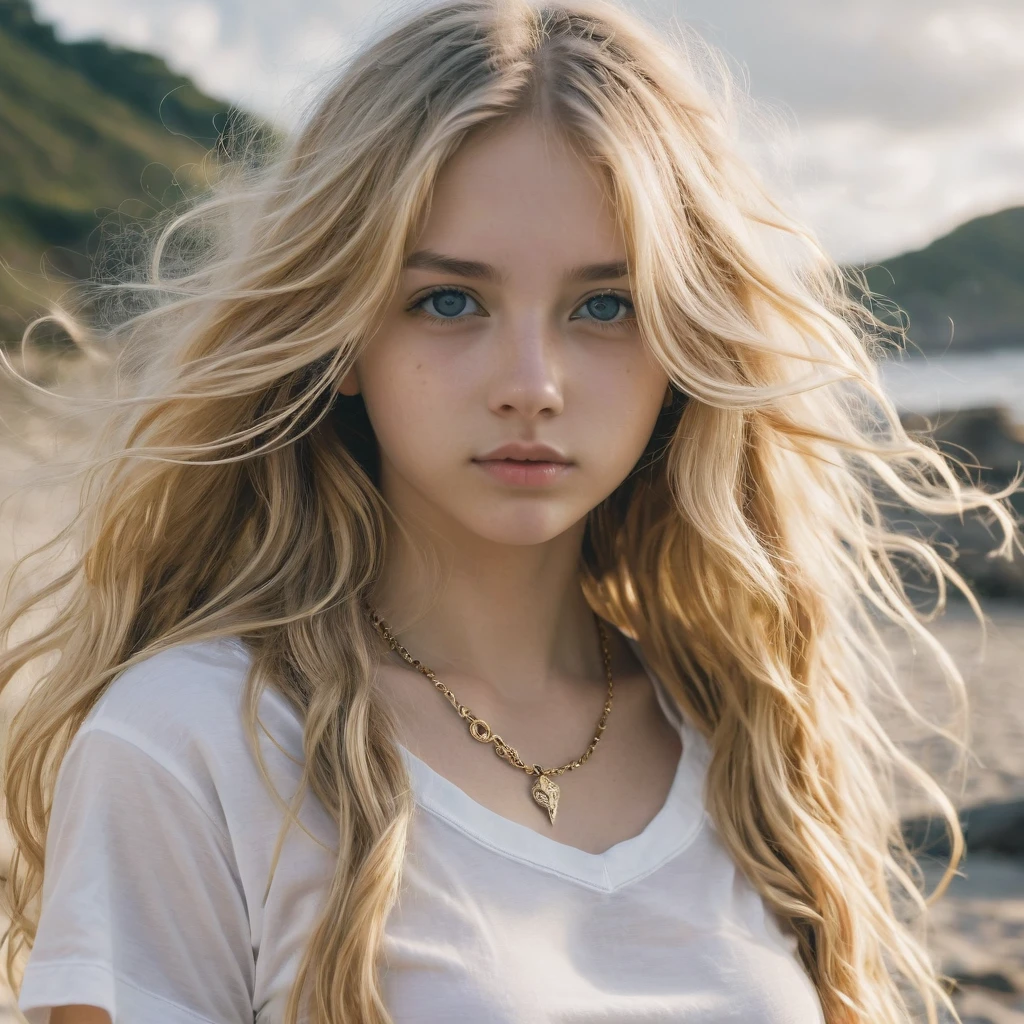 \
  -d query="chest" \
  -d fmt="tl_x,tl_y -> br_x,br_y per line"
375,661 -> 685,854
382,901 -> 823,1024
252,810 -> 825,1024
